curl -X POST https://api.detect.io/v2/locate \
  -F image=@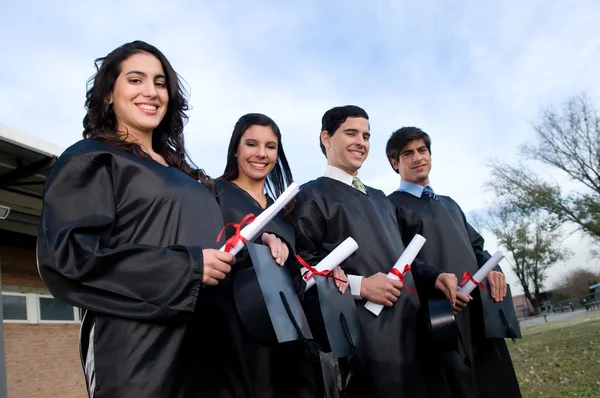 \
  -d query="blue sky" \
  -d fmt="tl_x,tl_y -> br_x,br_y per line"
2,0 -> 600,292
